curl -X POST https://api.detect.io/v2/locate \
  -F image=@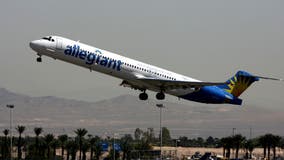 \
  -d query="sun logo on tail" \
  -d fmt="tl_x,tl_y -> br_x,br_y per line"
225,76 -> 255,97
